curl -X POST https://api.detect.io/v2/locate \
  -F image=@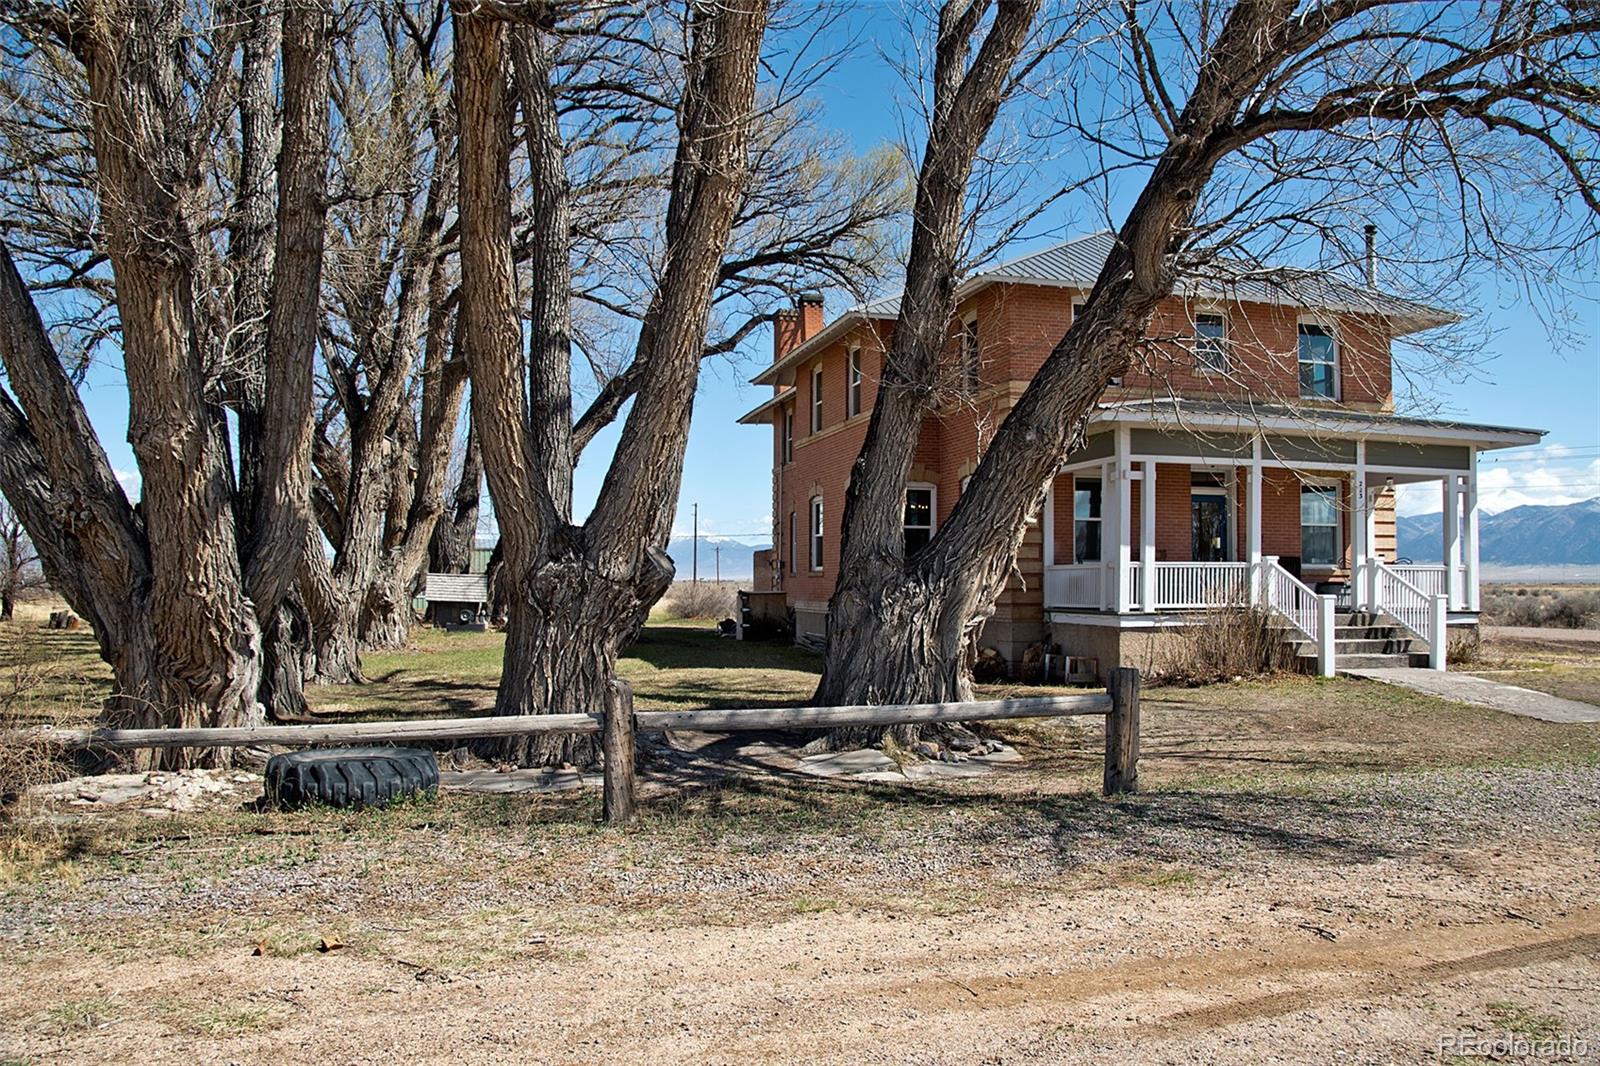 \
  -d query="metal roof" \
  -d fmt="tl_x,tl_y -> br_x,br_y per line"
1094,397 -> 1543,450
751,232 -> 1457,388
736,387 -> 795,426
423,573 -> 490,602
